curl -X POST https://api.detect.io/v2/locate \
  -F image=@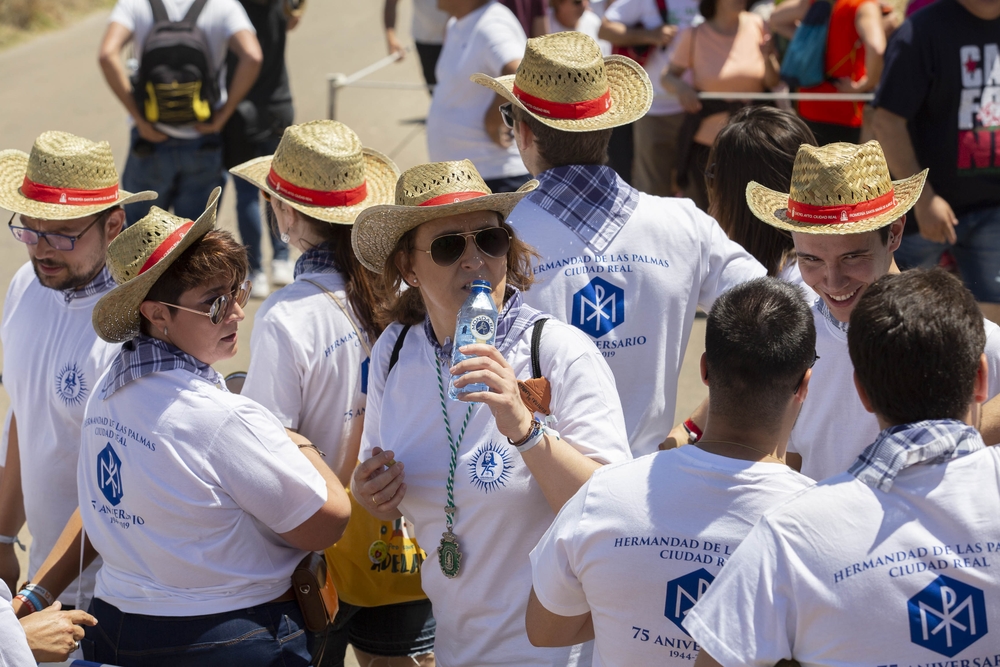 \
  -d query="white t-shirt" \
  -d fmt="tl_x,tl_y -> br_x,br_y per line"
604,0 -> 700,116
426,2 -> 528,180
108,0 -> 254,138
243,271 -> 367,477
530,446 -> 813,667
0,581 -> 34,667
361,316 -> 632,666
788,301 -> 1000,481
412,0 -> 449,44
78,367 -> 328,616
508,194 -> 766,457
547,8 -> 610,55
0,262 -> 119,607
686,446 -> 1000,665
